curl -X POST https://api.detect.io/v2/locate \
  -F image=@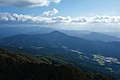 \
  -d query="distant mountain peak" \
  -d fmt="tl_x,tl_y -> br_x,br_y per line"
50,30 -> 63,33
82,32 -> 120,42
48,30 -> 68,36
